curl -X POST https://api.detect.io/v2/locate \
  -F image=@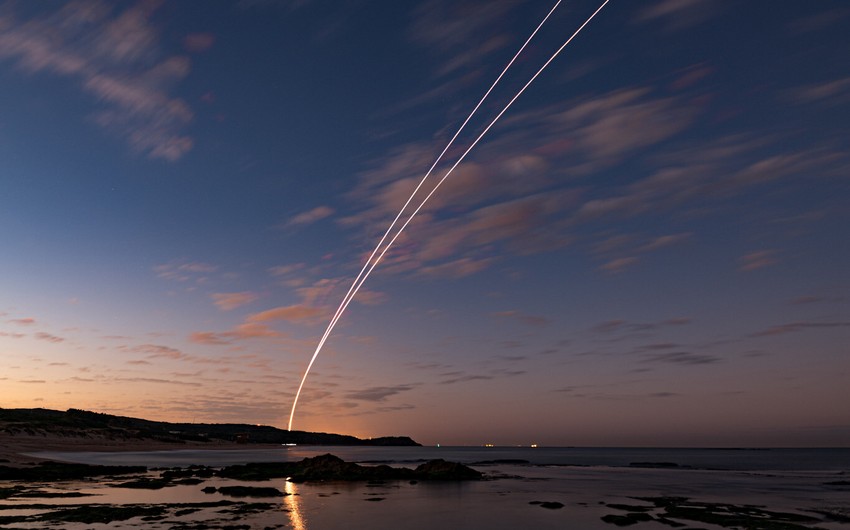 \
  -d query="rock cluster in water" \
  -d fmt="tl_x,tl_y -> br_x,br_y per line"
218,454 -> 482,483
